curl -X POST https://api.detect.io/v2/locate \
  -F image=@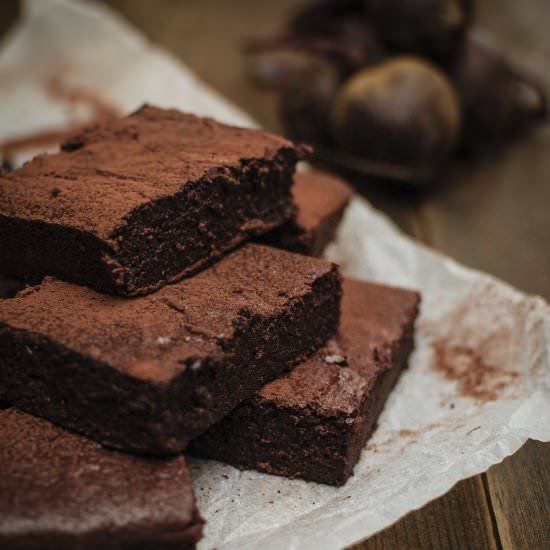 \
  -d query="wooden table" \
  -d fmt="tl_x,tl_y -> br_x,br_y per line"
2,1 -> 548,547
